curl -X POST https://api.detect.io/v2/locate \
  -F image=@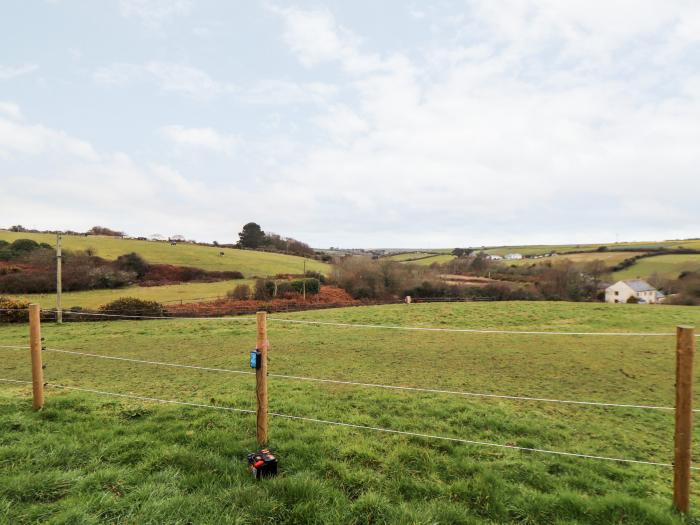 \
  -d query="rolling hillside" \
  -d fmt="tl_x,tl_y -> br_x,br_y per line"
0,230 -> 330,277
4,279 -> 255,310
